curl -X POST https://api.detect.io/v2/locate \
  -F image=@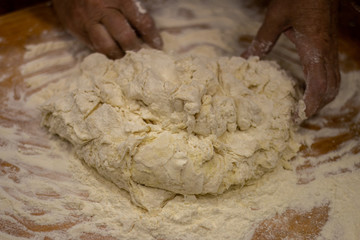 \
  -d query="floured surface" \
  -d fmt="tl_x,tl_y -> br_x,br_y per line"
0,0 -> 360,239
